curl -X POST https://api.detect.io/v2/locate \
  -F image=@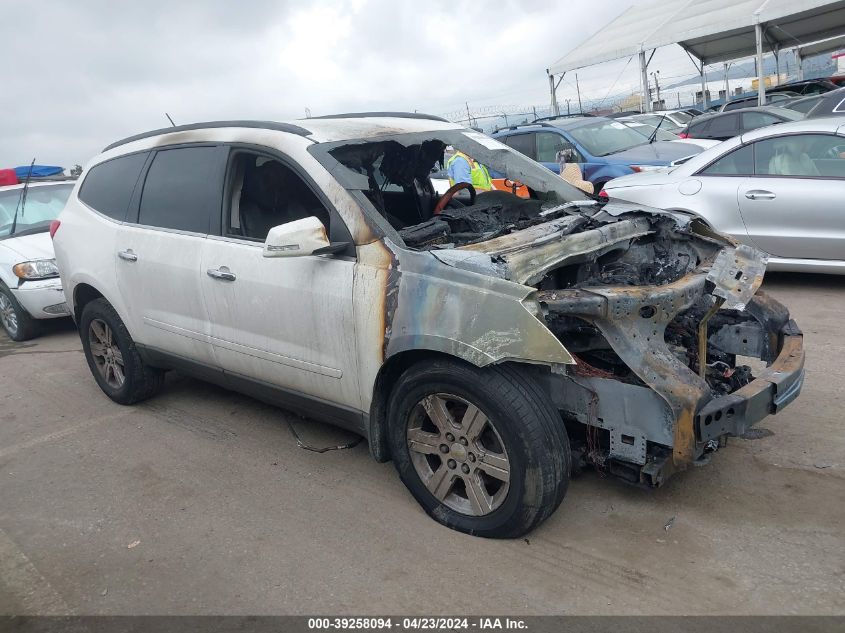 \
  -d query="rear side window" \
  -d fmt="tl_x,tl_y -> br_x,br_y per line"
723,100 -> 748,112
503,133 -> 536,160
689,119 -> 710,135
138,146 -> 225,233
78,153 -> 148,221
708,113 -> 740,137
741,111 -> 781,132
